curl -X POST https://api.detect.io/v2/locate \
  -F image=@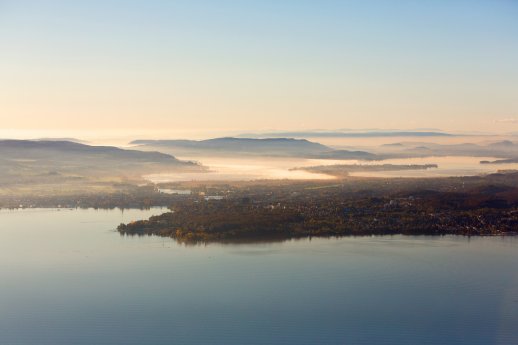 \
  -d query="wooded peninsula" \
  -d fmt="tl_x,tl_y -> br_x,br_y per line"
118,172 -> 518,243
